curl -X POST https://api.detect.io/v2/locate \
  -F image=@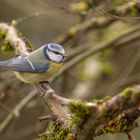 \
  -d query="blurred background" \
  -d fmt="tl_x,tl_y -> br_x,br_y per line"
0,0 -> 140,140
